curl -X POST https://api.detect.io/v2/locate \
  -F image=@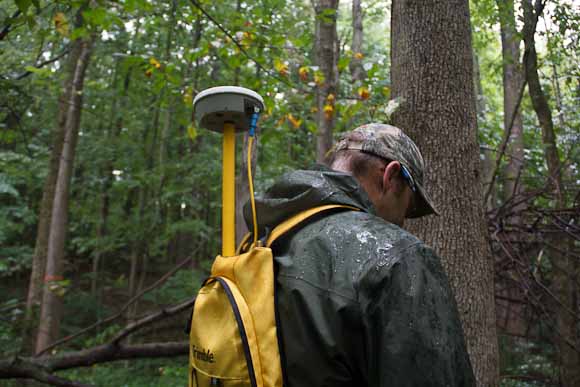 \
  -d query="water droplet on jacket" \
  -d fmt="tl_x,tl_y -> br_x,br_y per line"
375,244 -> 394,271
356,230 -> 373,244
